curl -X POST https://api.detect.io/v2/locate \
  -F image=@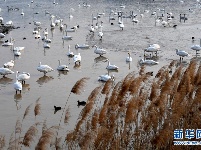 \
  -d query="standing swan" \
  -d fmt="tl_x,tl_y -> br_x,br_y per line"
57,60 -> 69,71
17,72 -> 30,84
13,71 -> 22,94
126,52 -> 132,62
37,62 -> 54,75
0,67 -> 14,77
